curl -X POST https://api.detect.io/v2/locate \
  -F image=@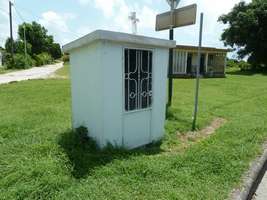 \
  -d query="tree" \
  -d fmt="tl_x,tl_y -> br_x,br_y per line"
49,43 -> 62,59
5,38 -> 32,55
17,22 -> 62,59
219,0 -> 267,68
